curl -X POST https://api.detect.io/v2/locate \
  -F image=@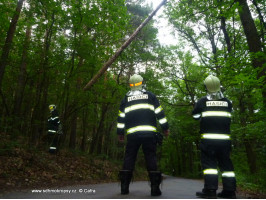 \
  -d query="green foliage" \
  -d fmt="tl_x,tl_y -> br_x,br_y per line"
0,0 -> 265,195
